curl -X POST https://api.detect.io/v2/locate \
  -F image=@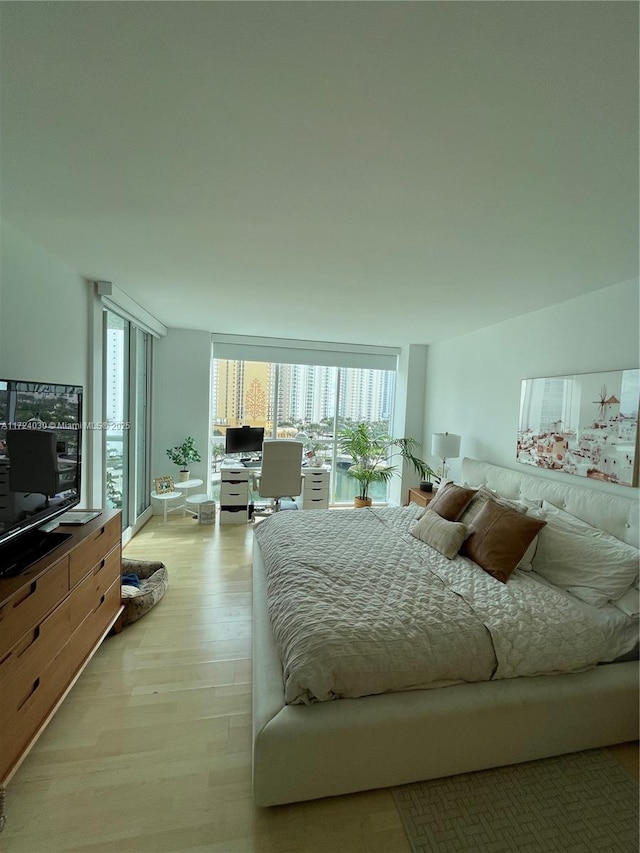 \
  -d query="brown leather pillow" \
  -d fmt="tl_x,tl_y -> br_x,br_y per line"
429,482 -> 476,521
461,500 -> 547,583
